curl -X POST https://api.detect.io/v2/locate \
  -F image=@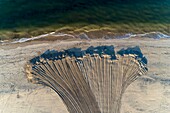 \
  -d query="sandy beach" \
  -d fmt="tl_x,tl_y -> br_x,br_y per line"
0,38 -> 170,113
